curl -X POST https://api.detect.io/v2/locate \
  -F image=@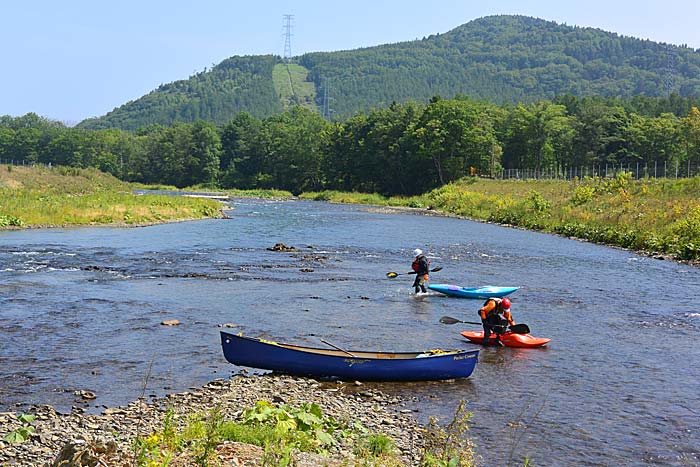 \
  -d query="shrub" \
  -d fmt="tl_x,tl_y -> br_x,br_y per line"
571,184 -> 595,205
528,191 -> 550,213
0,215 -> 24,227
